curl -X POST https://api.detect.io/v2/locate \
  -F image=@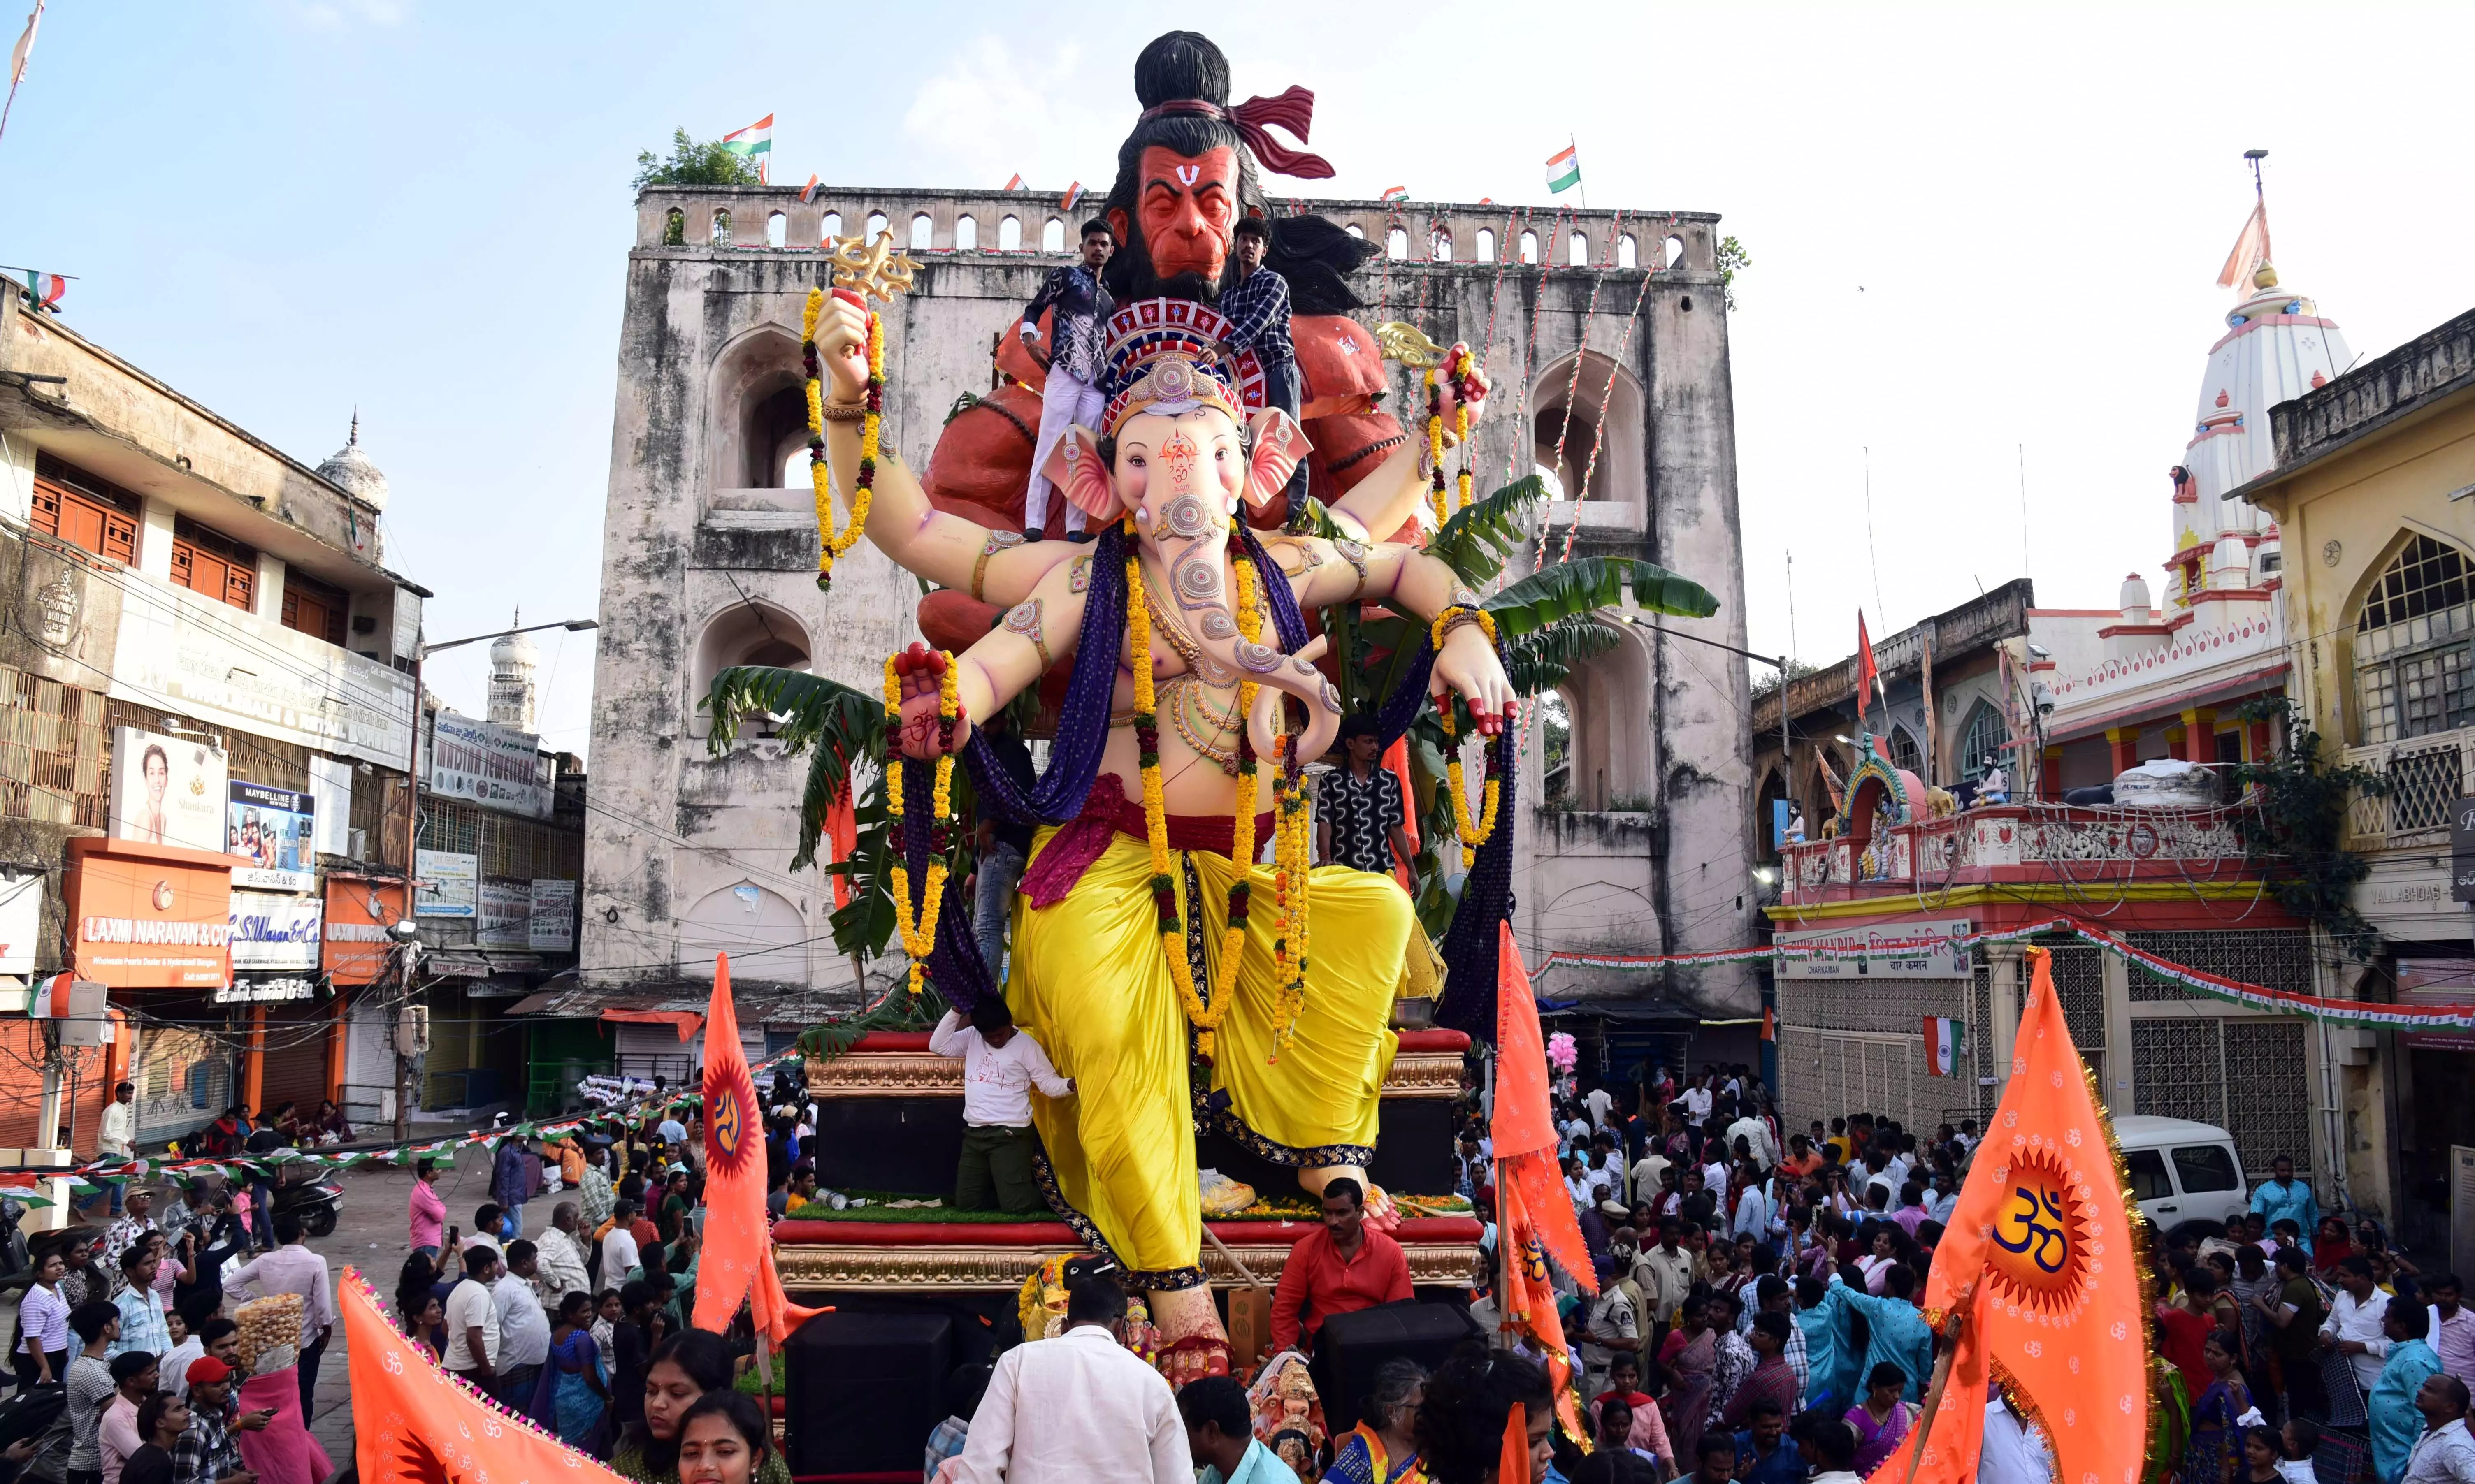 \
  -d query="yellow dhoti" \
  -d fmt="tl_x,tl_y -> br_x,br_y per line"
1009,825 -> 1409,1284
